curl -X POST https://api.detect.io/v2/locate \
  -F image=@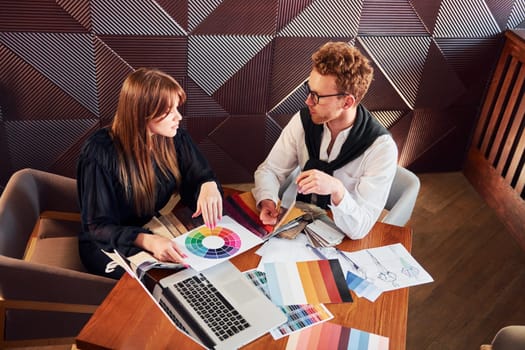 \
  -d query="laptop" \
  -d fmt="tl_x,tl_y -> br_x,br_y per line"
152,260 -> 286,350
